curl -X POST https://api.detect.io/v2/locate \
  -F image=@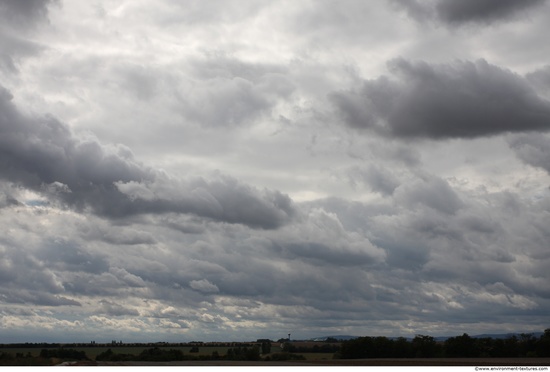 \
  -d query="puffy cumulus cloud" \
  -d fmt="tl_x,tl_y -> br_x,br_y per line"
392,0 -> 546,26
0,85 -> 296,229
331,58 -> 550,139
